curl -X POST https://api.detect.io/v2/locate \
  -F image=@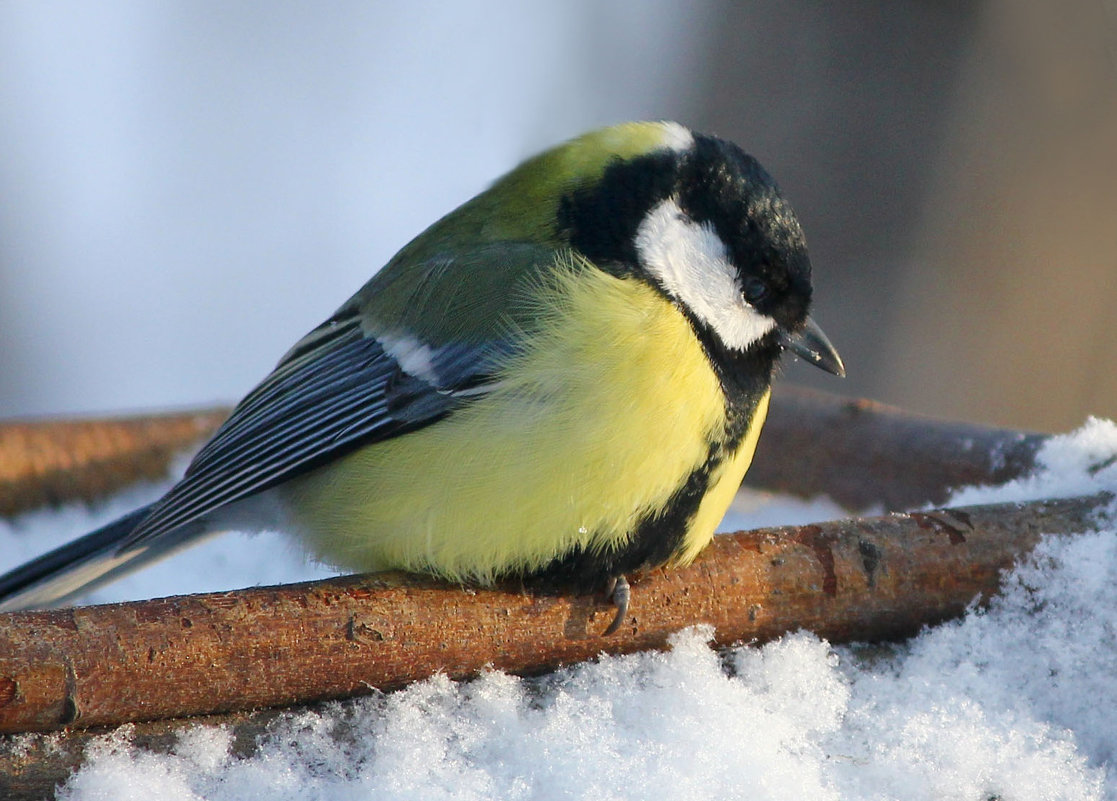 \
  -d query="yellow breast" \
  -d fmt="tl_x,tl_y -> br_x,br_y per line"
280,258 -> 767,583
